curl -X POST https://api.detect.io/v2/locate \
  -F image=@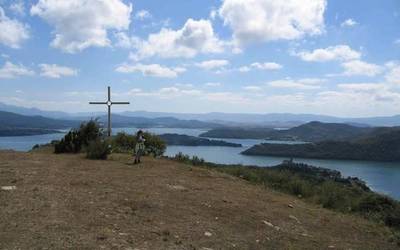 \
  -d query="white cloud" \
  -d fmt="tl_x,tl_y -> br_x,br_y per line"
31,0 -> 132,53
174,83 -> 194,88
115,63 -> 186,78
239,62 -> 282,72
341,60 -> 383,77
385,62 -> 400,85
0,7 -> 29,48
39,64 -> 78,78
294,45 -> 361,62
219,0 -> 326,46
9,1 -> 25,16
129,19 -> 225,60
395,39 -> 400,46
210,9 -> 217,20
196,59 -> 229,70
250,62 -> 282,70
341,18 -> 357,27
114,32 -> 140,49
124,86 -> 203,99
135,10 -> 151,20
238,66 -> 251,72
316,83 -> 400,114
0,61 -> 34,78
338,83 -> 385,92
267,78 -> 325,90
243,86 -> 262,91
205,82 -> 221,87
